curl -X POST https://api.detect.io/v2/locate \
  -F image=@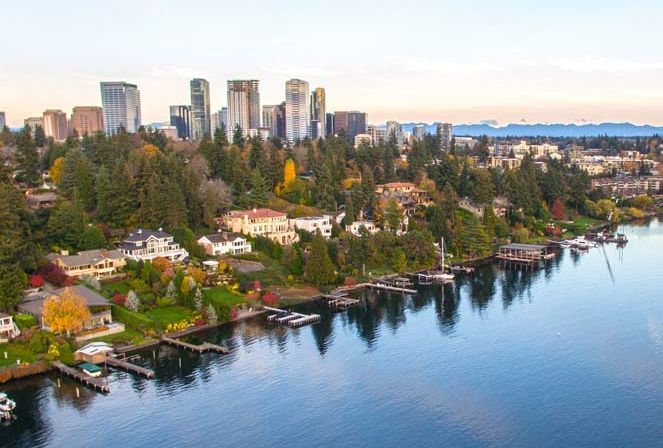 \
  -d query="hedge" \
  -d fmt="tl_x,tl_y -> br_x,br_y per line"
111,306 -> 155,331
